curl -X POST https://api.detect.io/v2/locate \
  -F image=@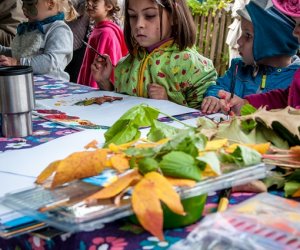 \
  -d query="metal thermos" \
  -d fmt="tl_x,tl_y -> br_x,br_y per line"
0,66 -> 35,137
